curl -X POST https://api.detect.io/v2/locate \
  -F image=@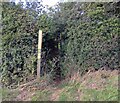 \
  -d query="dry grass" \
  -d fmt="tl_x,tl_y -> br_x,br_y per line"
2,69 -> 119,101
